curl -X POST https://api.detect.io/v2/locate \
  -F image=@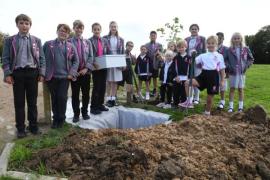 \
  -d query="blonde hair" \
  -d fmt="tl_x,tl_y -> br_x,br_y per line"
73,20 -> 84,29
206,35 -> 218,45
176,40 -> 187,48
230,32 -> 245,47
164,50 -> 174,58
167,41 -> 176,50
